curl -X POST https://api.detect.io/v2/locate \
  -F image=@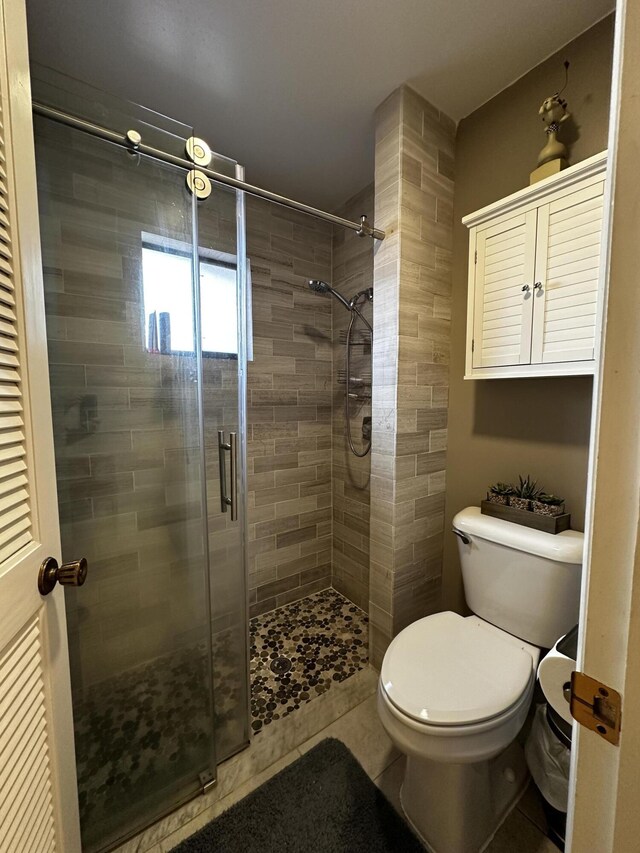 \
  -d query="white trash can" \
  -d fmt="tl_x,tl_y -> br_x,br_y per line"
526,703 -> 571,812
